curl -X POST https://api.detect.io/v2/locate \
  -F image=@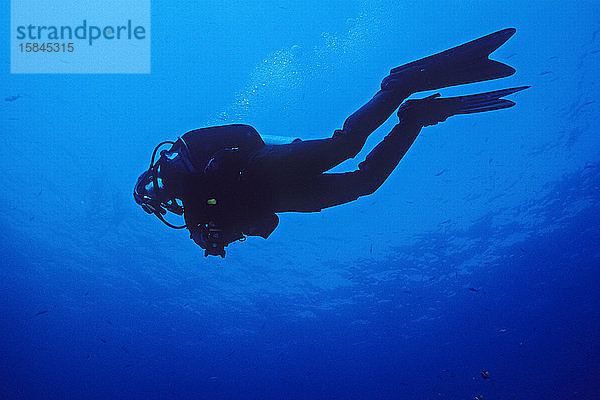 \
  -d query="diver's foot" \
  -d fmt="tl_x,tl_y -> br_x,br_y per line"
384,28 -> 519,94
397,94 -> 449,126
397,86 -> 529,127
